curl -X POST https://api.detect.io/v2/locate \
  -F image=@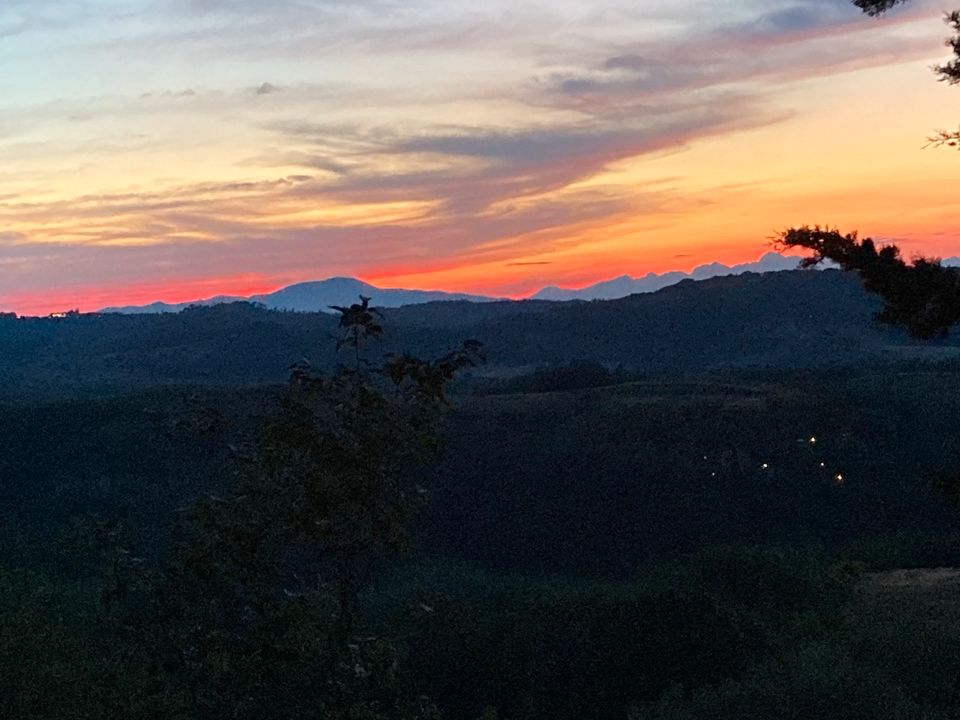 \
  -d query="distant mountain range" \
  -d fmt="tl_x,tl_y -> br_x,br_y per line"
532,252 -> 807,301
8,268 -> 960,400
99,252 -> 960,314
101,277 -> 499,314
536,253 -> 960,301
